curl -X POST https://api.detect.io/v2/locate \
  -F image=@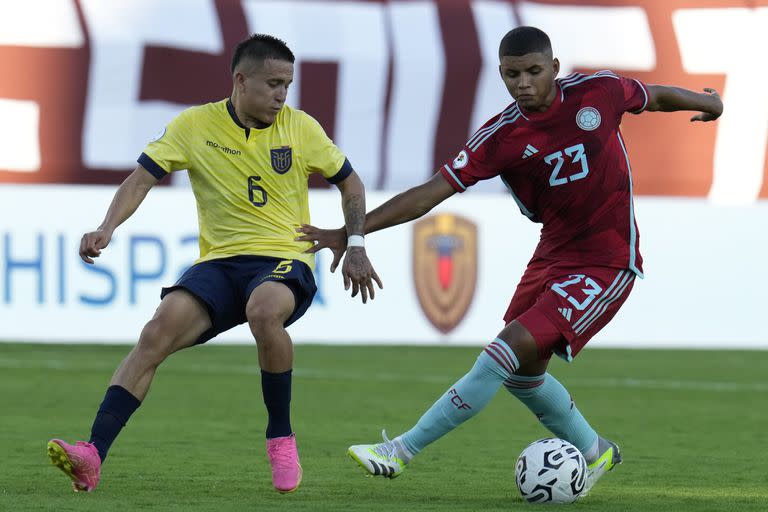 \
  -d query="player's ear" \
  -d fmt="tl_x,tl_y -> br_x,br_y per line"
552,58 -> 560,78
234,71 -> 247,92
